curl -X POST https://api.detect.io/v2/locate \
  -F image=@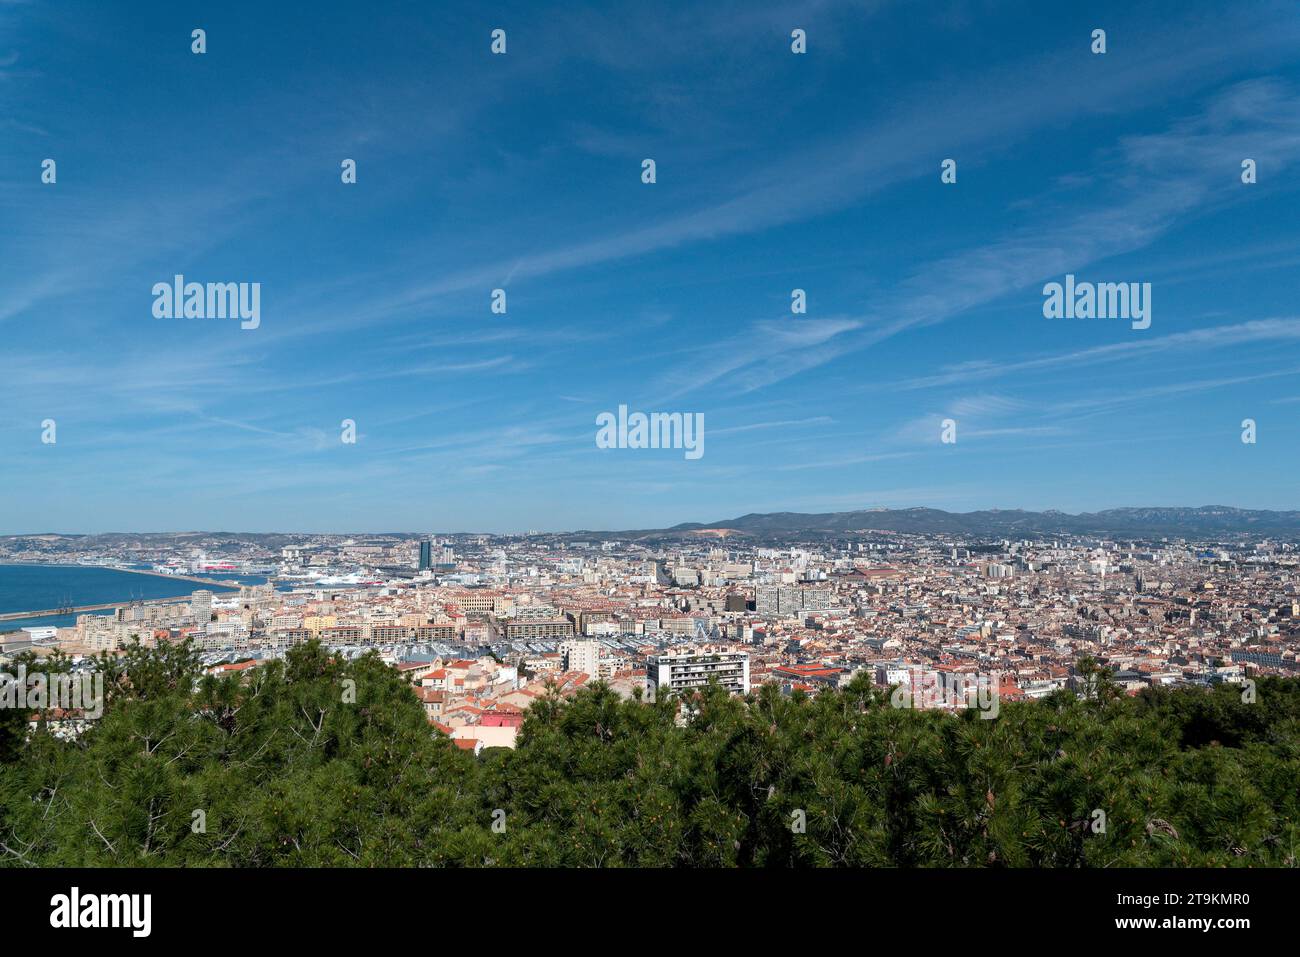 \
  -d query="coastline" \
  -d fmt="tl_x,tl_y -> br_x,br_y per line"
0,564 -> 259,633
0,560 -> 243,585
